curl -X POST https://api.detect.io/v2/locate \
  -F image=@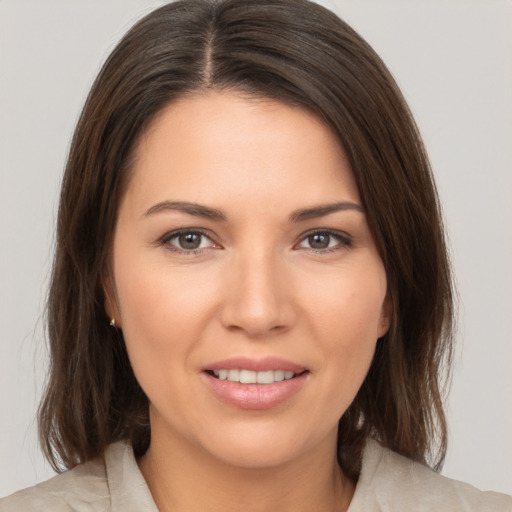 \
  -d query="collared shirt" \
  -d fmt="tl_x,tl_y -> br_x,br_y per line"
1,439 -> 511,511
